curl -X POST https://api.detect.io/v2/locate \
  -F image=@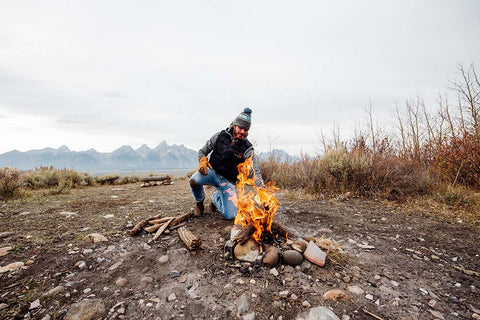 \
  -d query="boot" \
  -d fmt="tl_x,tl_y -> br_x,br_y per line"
194,201 -> 204,217
210,202 -> 219,214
